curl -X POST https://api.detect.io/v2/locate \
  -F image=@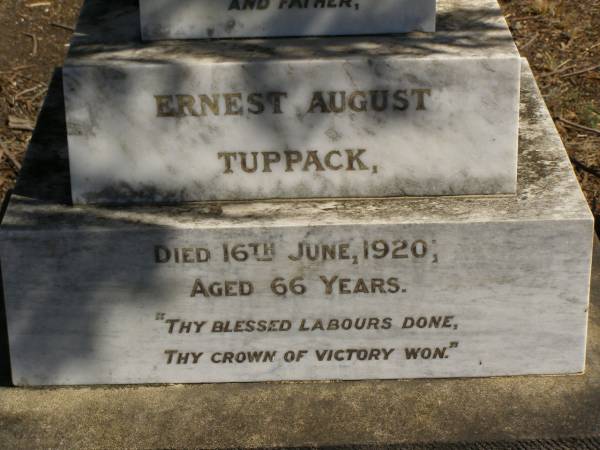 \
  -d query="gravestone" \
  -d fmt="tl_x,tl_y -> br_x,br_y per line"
0,0 -> 594,386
